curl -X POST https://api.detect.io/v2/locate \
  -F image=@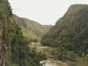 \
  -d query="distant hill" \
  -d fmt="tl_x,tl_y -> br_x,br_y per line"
41,4 -> 88,55
13,15 -> 52,41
